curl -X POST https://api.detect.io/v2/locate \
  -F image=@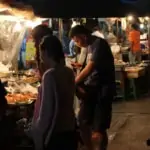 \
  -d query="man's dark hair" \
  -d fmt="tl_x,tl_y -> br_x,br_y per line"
84,19 -> 99,32
131,23 -> 139,30
40,35 -> 64,63
69,25 -> 91,38
32,24 -> 53,40
72,18 -> 77,22
32,24 -> 53,65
